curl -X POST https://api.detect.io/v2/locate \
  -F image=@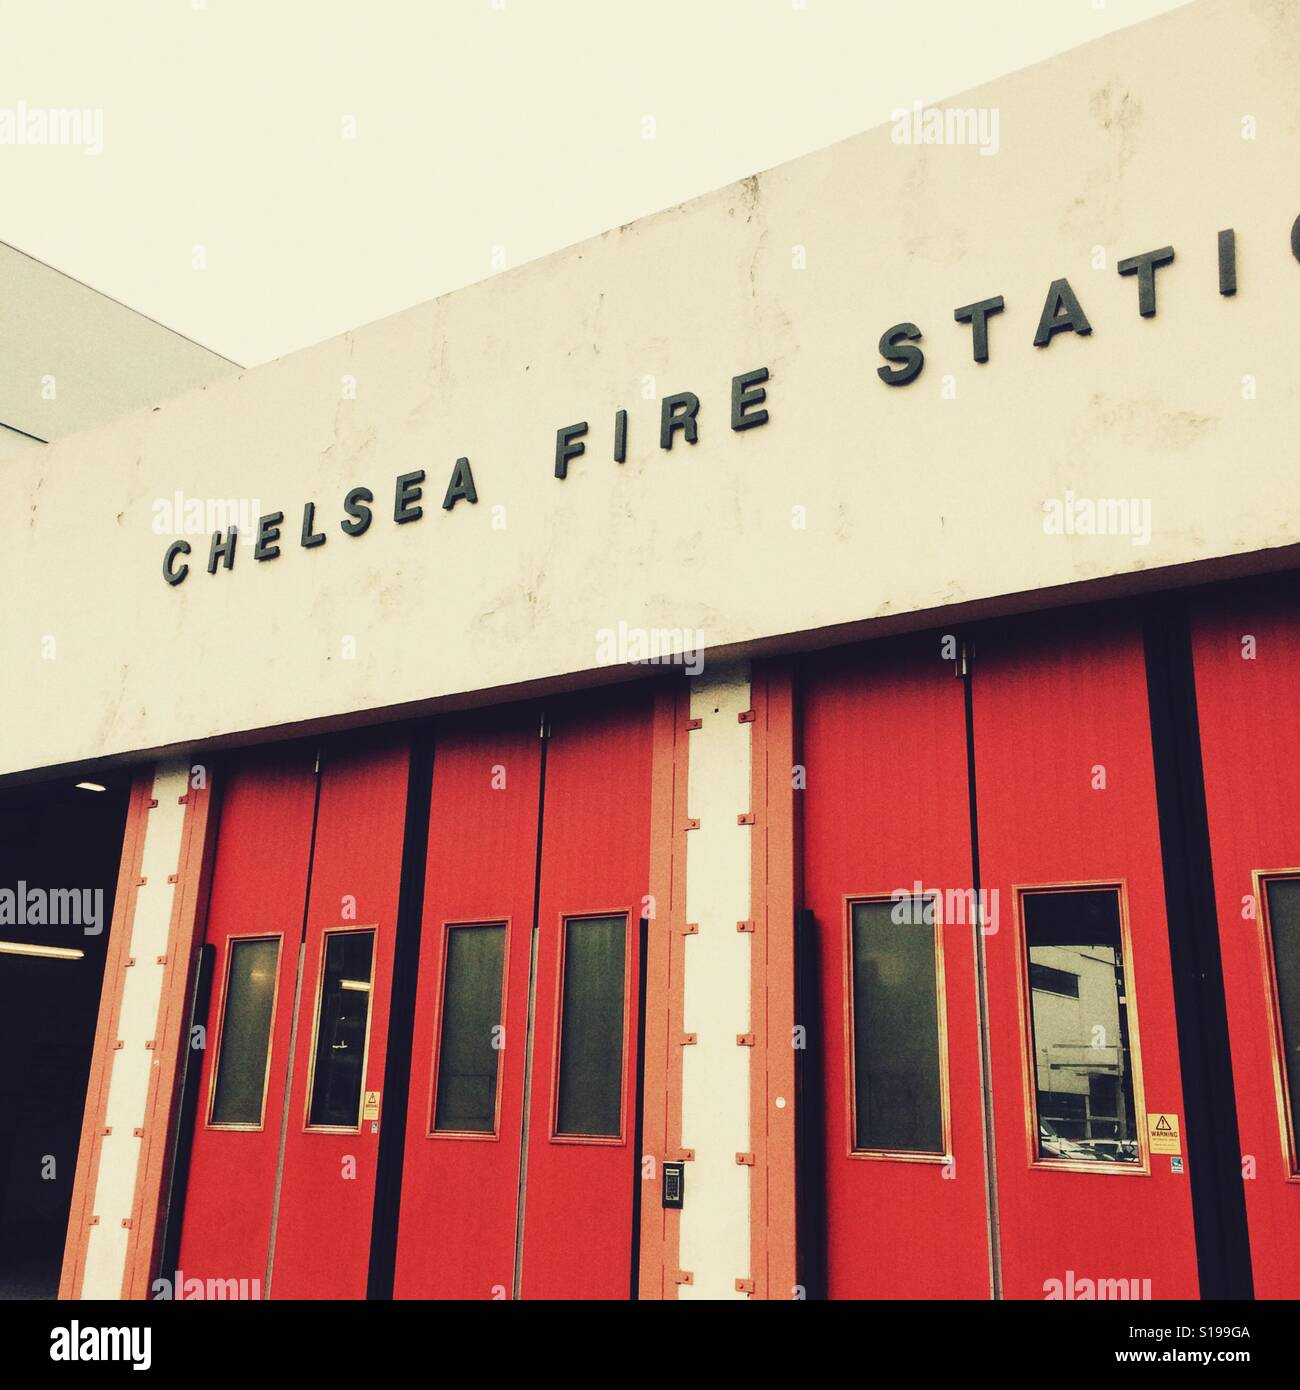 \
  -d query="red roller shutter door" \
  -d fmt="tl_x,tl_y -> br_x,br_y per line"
1192,584 -> 1300,1299
971,612 -> 1198,1299
800,638 -> 990,1299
